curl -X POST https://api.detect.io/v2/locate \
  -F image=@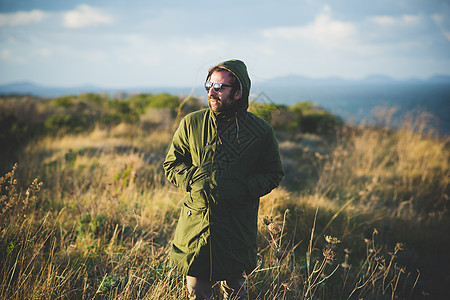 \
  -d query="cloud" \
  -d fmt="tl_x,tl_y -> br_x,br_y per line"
431,14 -> 444,24
0,10 -> 47,27
261,5 -> 356,44
370,14 -> 422,27
0,49 -> 25,63
443,32 -> 450,42
63,4 -> 113,28
36,48 -> 52,58
0,49 -> 11,60
432,14 -> 450,41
